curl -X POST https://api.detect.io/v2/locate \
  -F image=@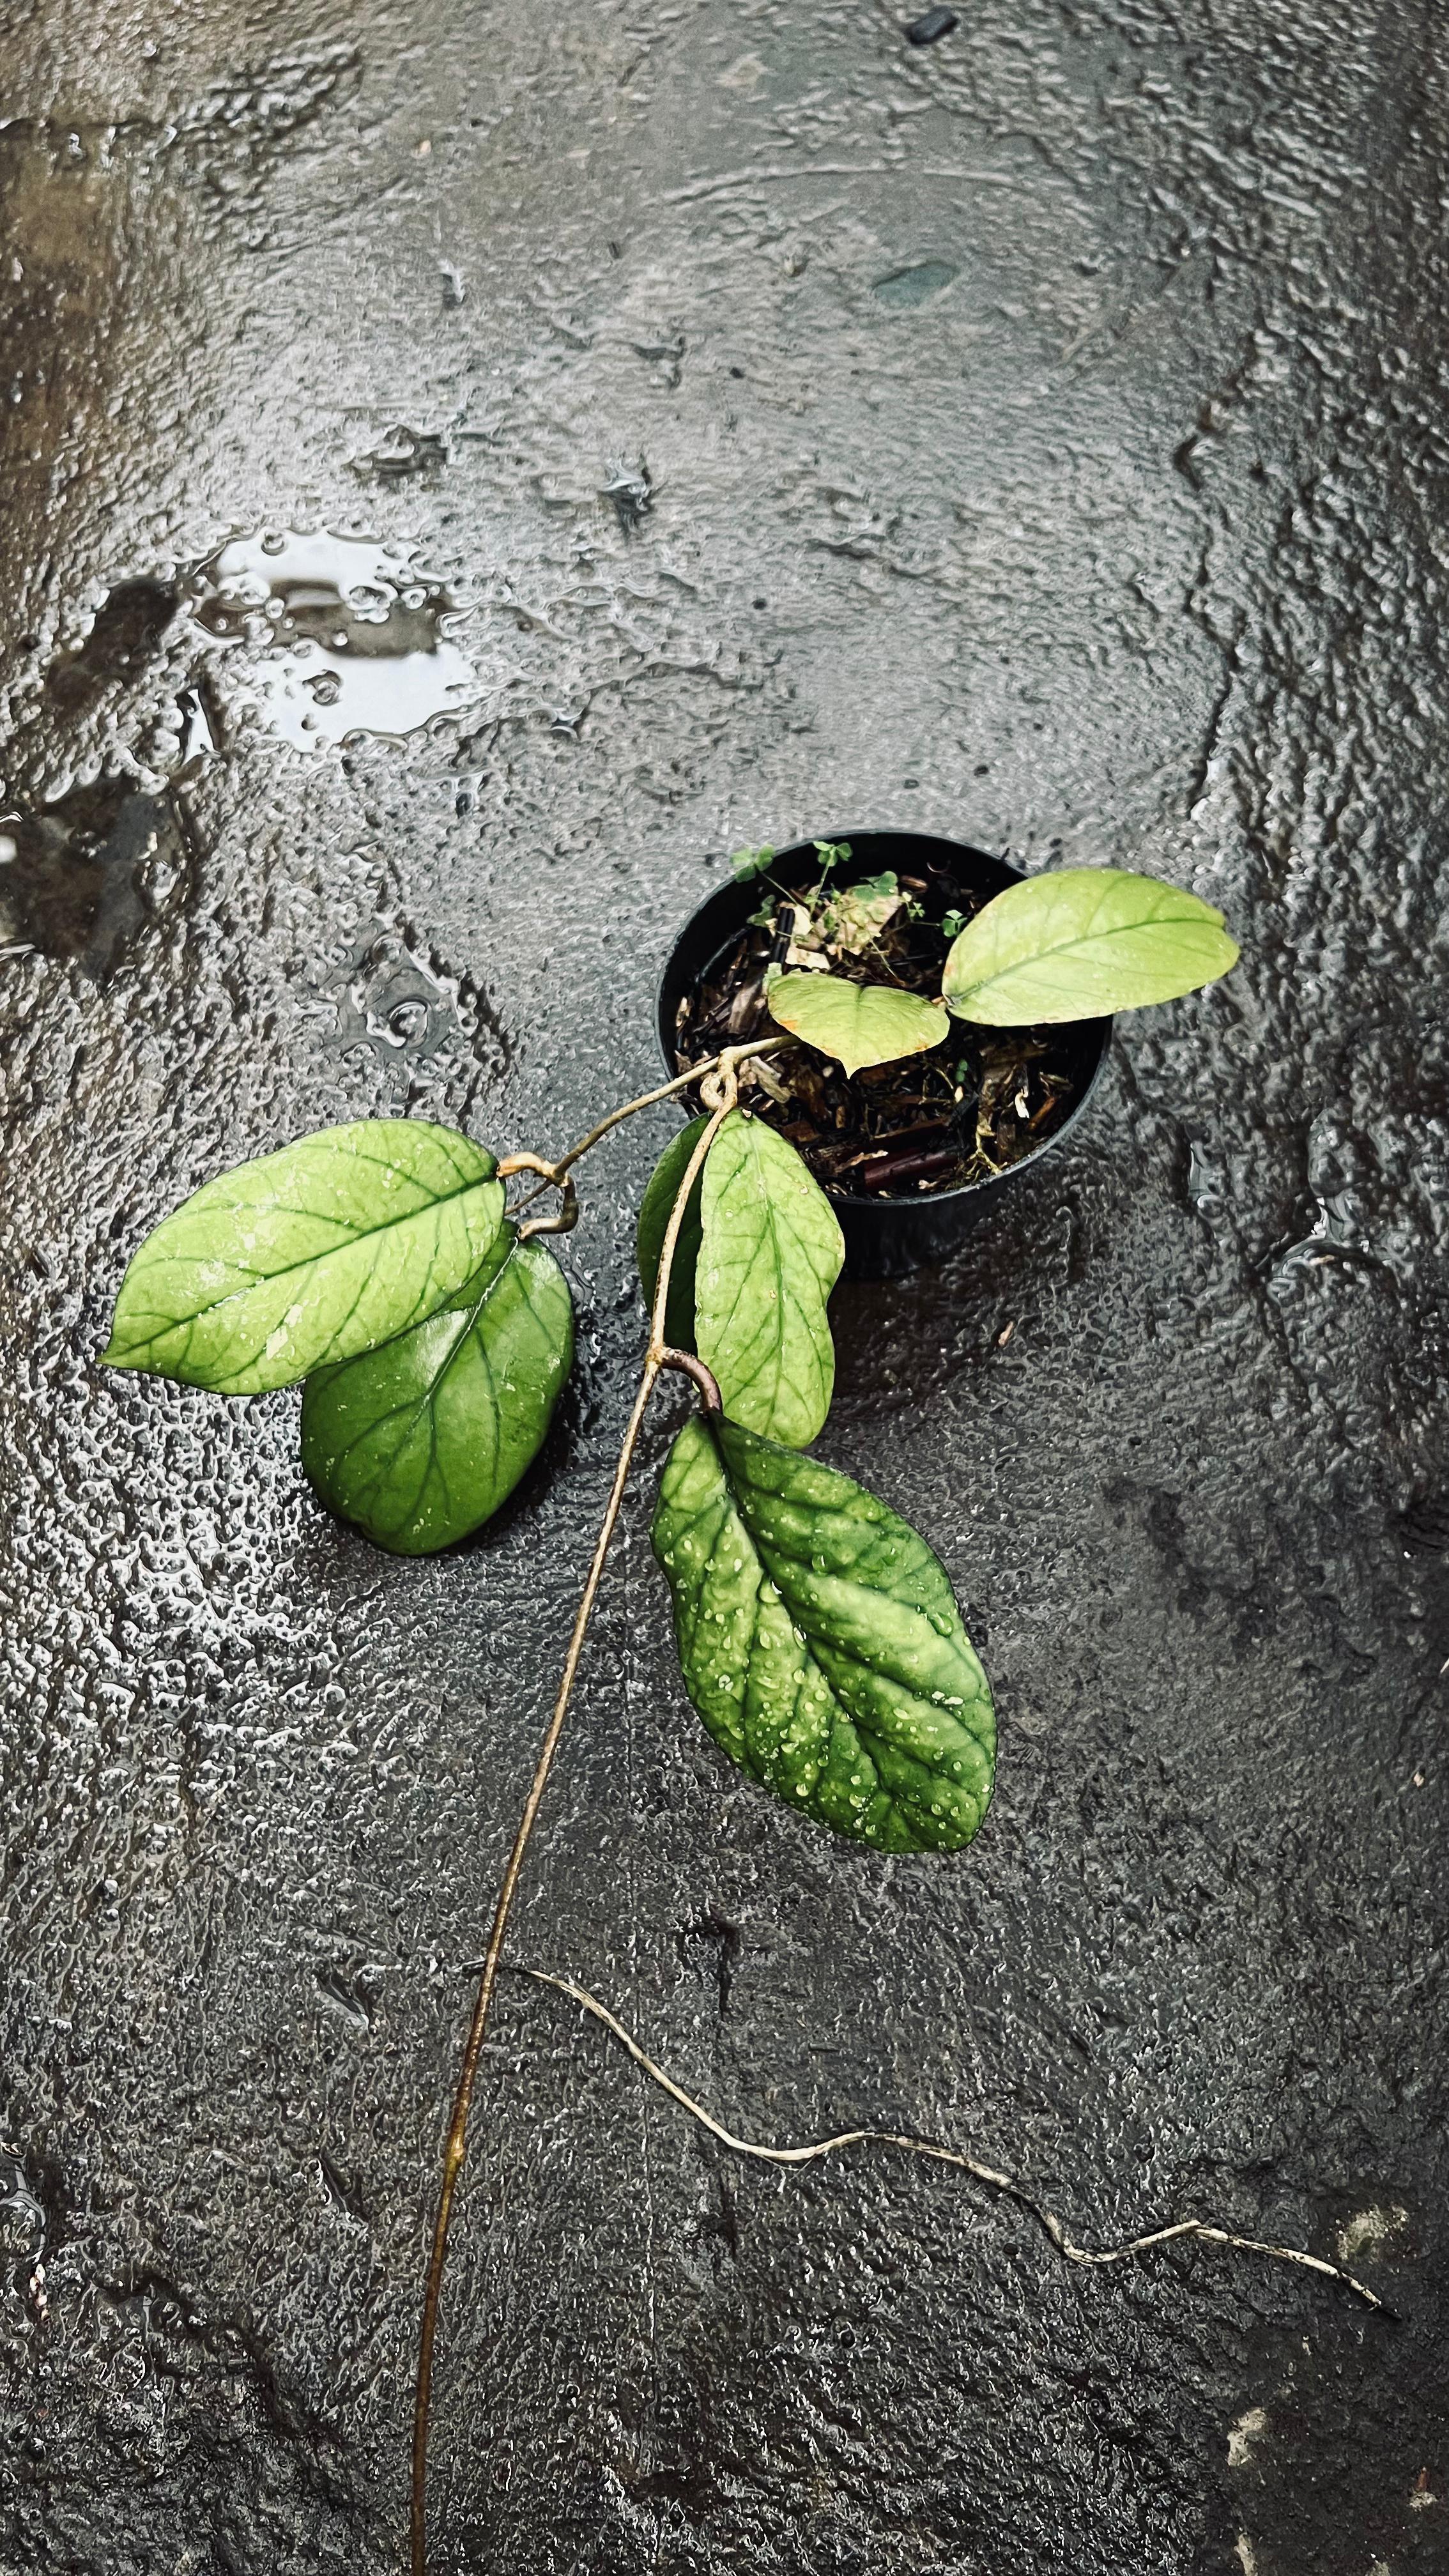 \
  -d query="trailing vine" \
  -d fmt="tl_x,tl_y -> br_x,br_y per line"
92,858 -> 1309,2576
